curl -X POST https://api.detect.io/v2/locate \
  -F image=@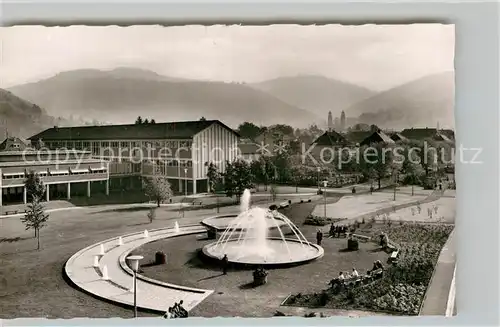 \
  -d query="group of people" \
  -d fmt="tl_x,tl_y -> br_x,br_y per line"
329,223 -> 349,238
163,300 -> 188,319
329,260 -> 385,289
337,268 -> 360,281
